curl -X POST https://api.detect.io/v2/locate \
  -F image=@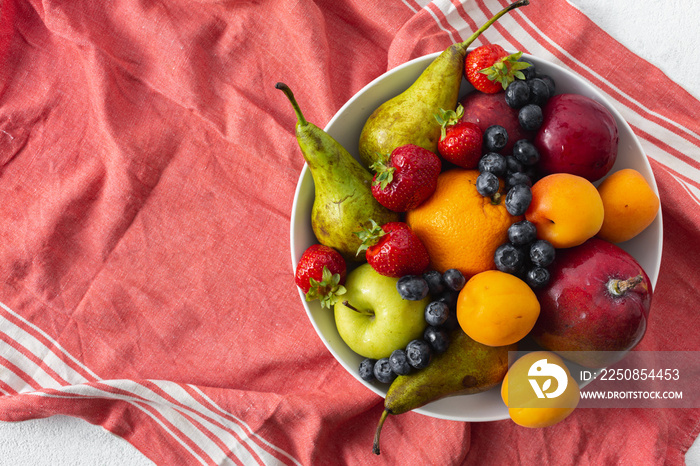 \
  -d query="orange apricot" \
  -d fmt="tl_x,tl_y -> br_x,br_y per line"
456,270 -> 540,347
596,168 -> 660,243
525,173 -> 604,248
501,351 -> 580,428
